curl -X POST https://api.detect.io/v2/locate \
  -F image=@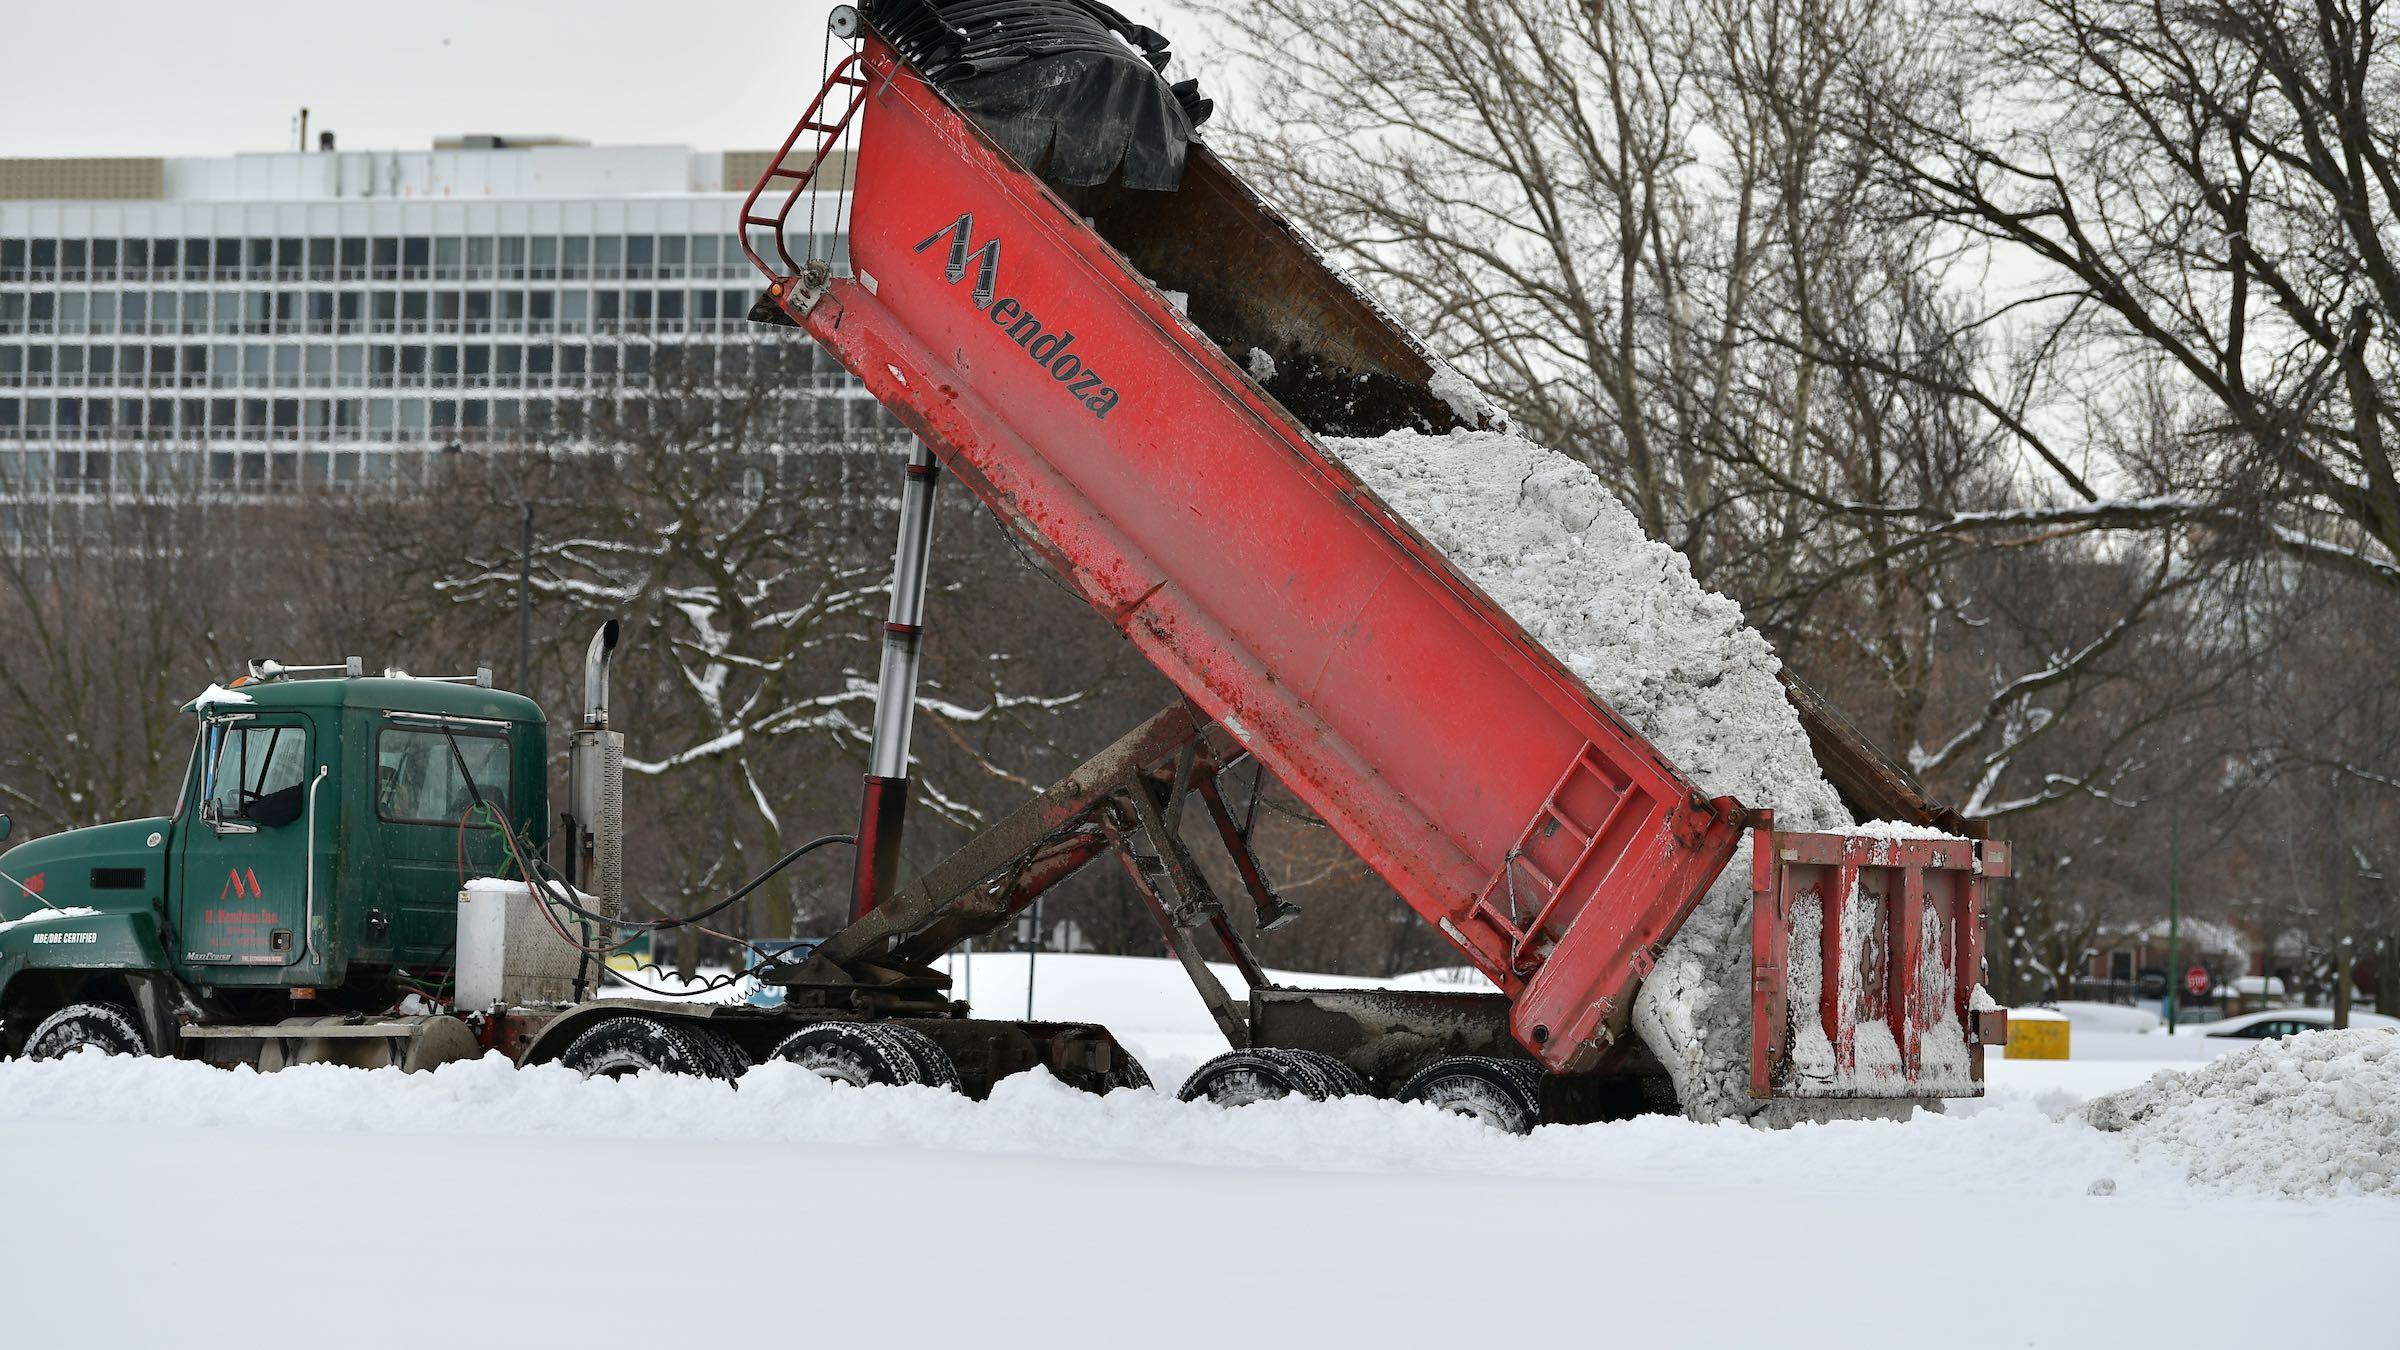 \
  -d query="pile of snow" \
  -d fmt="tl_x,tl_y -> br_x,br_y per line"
0,905 -> 100,937
184,682 -> 253,711
2083,1029 -> 2400,1198
4,1047 -> 2390,1348
0,1049 -> 2147,1198
1327,428 -> 1869,1121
